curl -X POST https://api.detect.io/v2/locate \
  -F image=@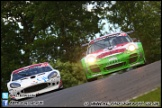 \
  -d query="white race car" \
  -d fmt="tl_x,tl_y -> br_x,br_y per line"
7,62 -> 63,100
